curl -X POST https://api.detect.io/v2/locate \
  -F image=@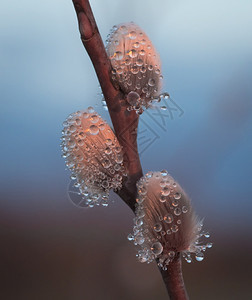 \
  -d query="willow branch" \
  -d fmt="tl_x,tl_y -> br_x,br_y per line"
72,0 -> 142,208
71,0 -> 188,298
159,253 -> 189,300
